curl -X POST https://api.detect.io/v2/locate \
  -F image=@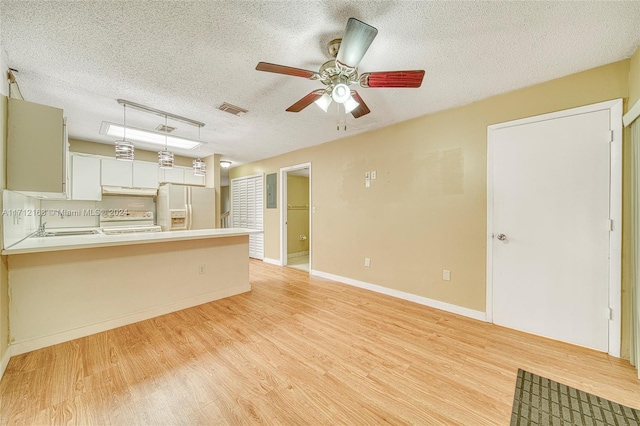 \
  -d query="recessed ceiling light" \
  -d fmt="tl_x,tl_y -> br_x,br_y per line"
100,122 -> 203,150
